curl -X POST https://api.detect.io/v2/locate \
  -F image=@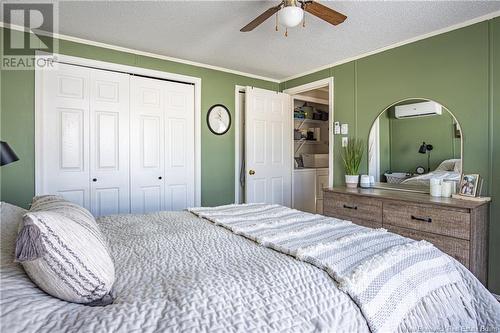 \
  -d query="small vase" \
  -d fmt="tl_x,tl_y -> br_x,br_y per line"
345,175 -> 359,188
